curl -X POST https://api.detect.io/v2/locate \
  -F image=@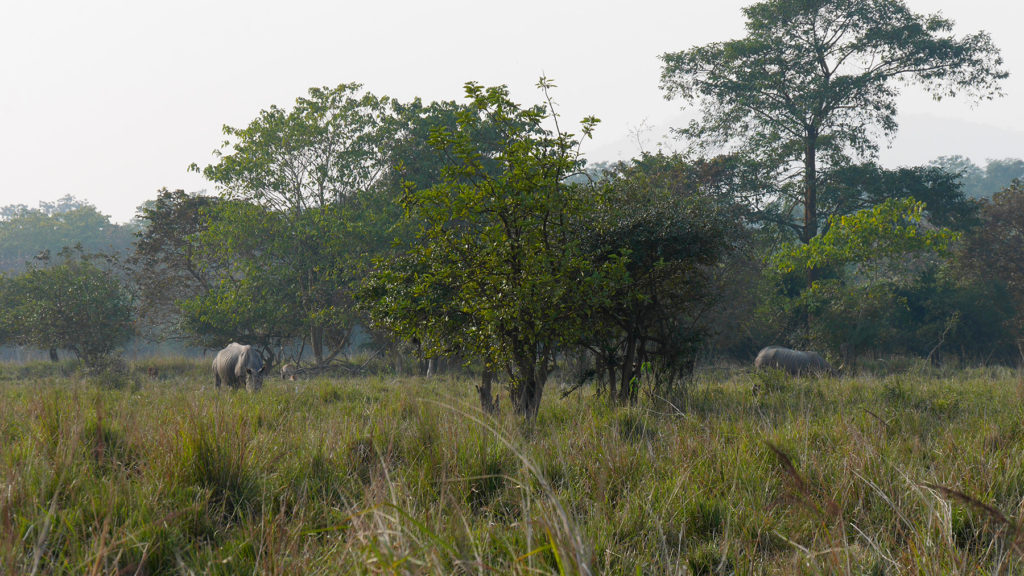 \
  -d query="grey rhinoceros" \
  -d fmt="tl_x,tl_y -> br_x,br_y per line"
213,342 -> 266,392
754,346 -> 833,376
